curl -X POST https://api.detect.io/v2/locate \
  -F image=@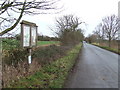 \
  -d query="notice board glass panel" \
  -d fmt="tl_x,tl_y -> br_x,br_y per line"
31,27 -> 36,46
23,25 -> 30,47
